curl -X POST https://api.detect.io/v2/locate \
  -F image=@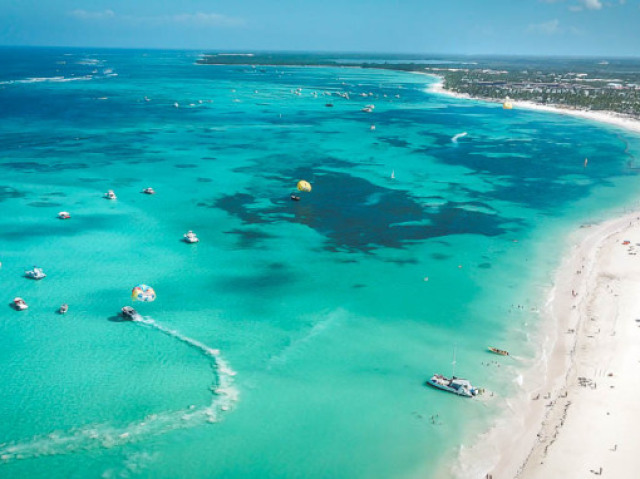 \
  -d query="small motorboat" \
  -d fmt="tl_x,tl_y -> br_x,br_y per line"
488,347 -> 509,356
290,194 -> 300,201
370,125 -> 376,131
426,374 -> 479,398
58,303 -> 69,314
25,266 -> 46,280
57,211 -> 71,219
104,190 -> 117,200
121,306 -> 138,320
325,103 -> 334,108
183,230 -> 199,243
142,187 -> 155,195
361,107 -> 373,113
13,297 -> 28,311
